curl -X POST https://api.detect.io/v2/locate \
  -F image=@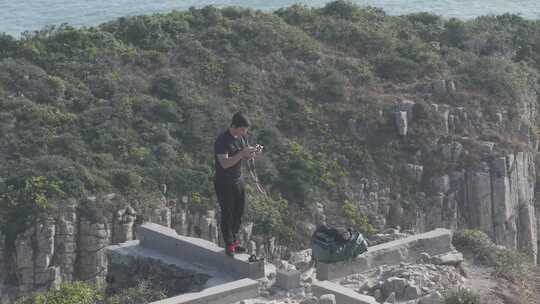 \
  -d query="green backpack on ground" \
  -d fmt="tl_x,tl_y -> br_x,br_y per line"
311,225 -> 369,263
